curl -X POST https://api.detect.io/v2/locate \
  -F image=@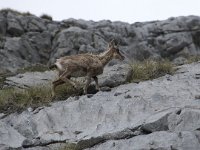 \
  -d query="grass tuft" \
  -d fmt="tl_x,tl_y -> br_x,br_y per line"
186,55 -> 200,64
0,8 -> 33,16
60,143 -> 78,150
130,59 -> 175,82
0,82 -> 82,114
17,64 -> 49,73
0,86 -> 52,114
40,14 -> 53,21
